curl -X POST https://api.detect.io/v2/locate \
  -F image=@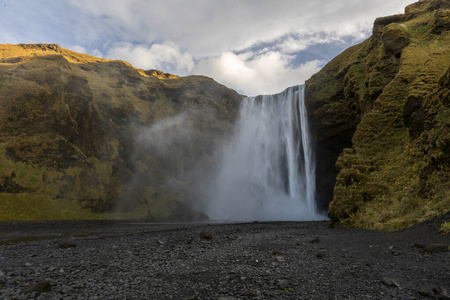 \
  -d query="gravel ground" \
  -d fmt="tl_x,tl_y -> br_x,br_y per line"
0,214 -> 449,300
